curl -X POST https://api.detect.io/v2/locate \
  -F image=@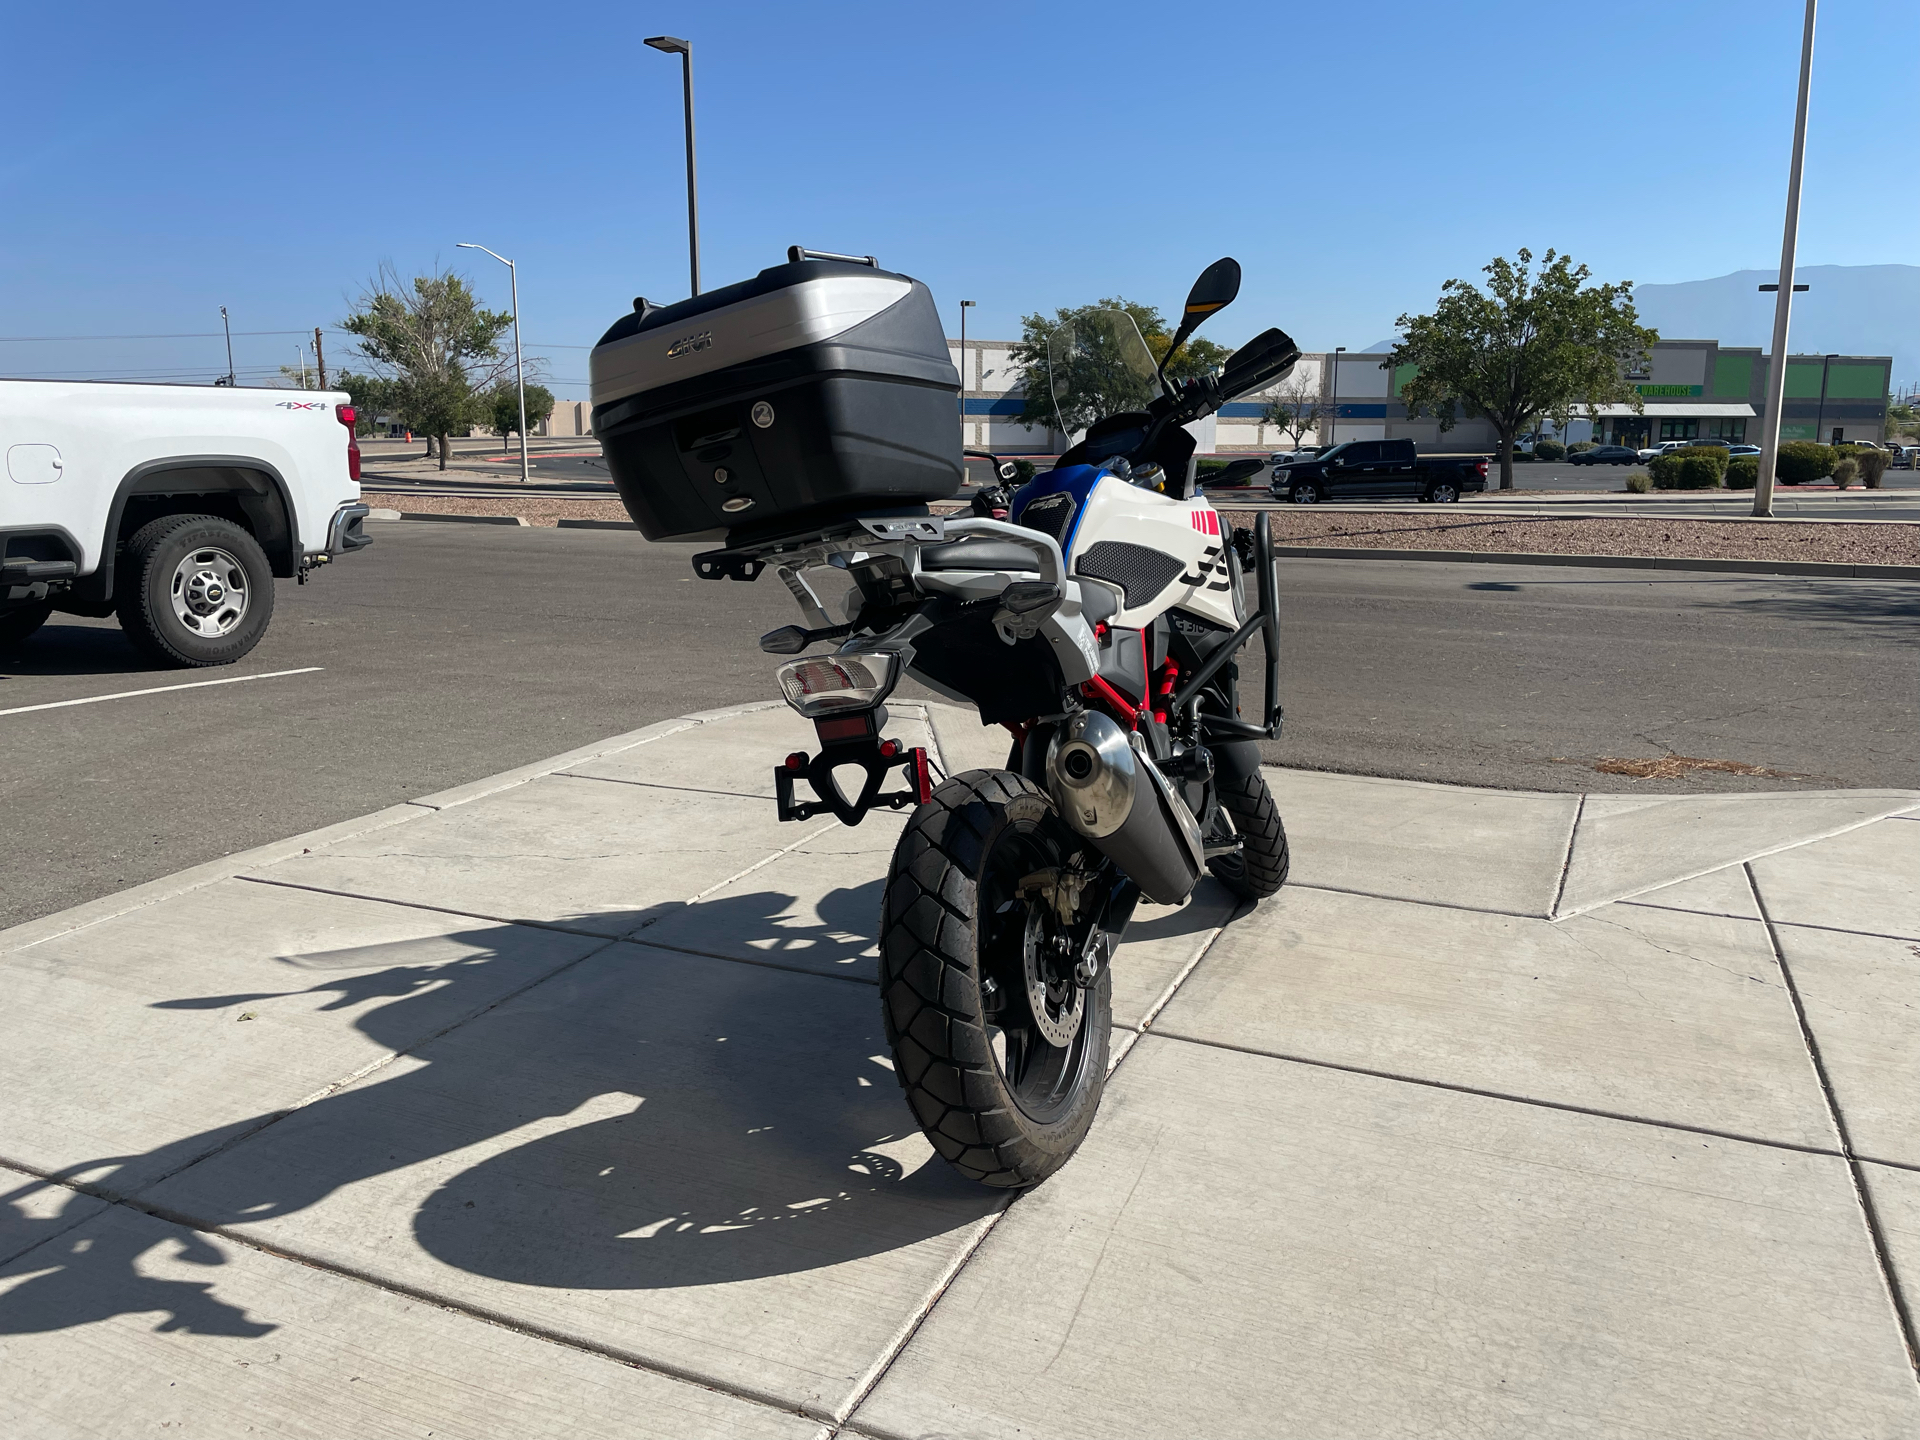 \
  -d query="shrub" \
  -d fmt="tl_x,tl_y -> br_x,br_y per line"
1680,444 -> 1730,479
1831,456 -> 1858,489
1725,456 -> 1758,489
1567,441 -> 1598,454
1855,448 -> 1891,488
1648,451 -> 1724,490
1533,438 -> 1567,461
1624,471 -> 1653,494
1775,440 -> 1835,485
